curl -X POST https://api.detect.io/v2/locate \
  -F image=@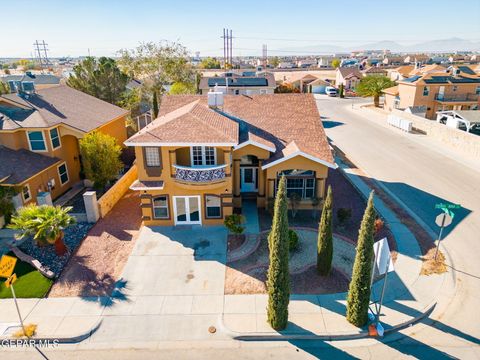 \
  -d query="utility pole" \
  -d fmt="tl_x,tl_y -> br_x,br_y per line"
262,44 -> 268,69
222,29 -> 233,70
33,40 -> 50,71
